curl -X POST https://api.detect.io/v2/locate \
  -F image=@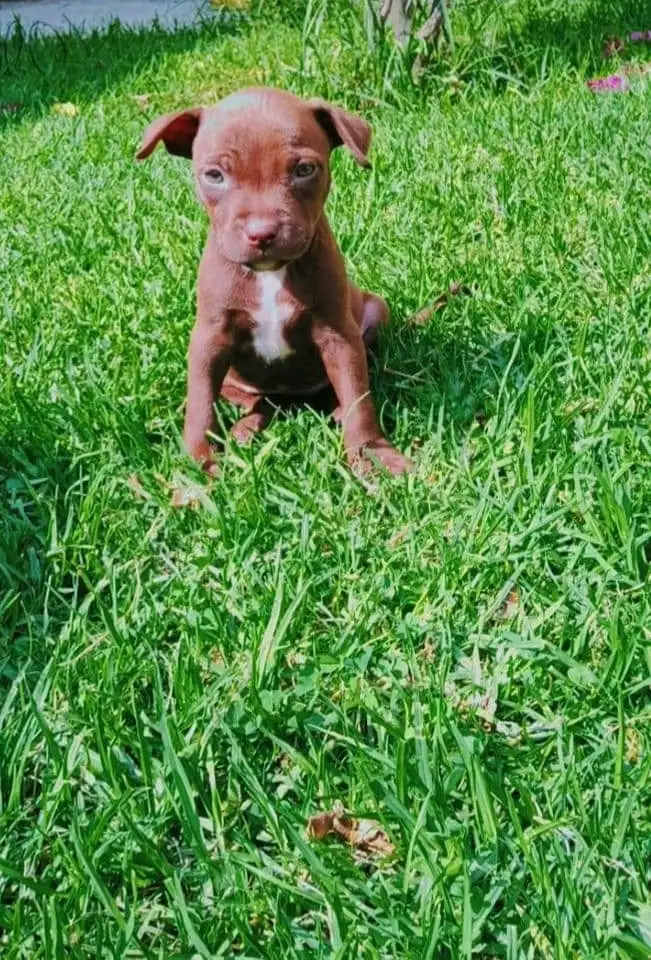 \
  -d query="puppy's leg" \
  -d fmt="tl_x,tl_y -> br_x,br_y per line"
184,322 -> 232,474
220,377 -> 263,412
349,283 -> 390,350
332,286 -> 389,424
220,377 -> 274,443
230,399 -> 275,443
315,317 -> 412,475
